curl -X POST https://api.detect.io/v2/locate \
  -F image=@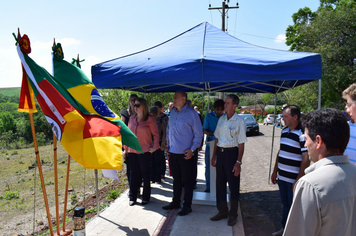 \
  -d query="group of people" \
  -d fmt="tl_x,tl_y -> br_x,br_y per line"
270,83 -> 356,236
119,91 -> 247,227
119,84 -> 356,233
